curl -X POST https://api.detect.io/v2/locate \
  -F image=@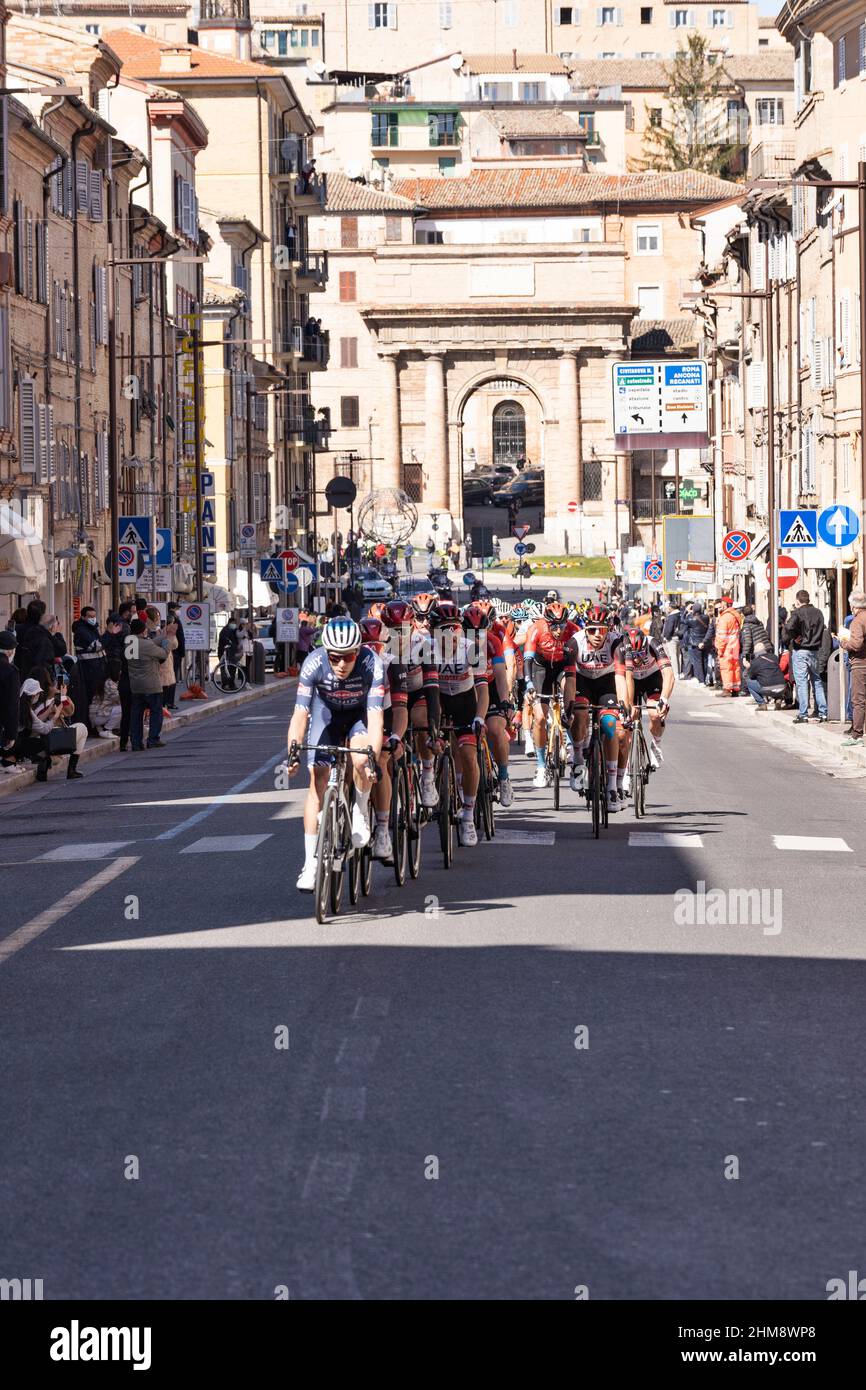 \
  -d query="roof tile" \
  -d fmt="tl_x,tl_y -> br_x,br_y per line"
462,53 -> 571,75
323,171 -> 420,212
103,27 -> 270,79
393,168 -> 743,212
